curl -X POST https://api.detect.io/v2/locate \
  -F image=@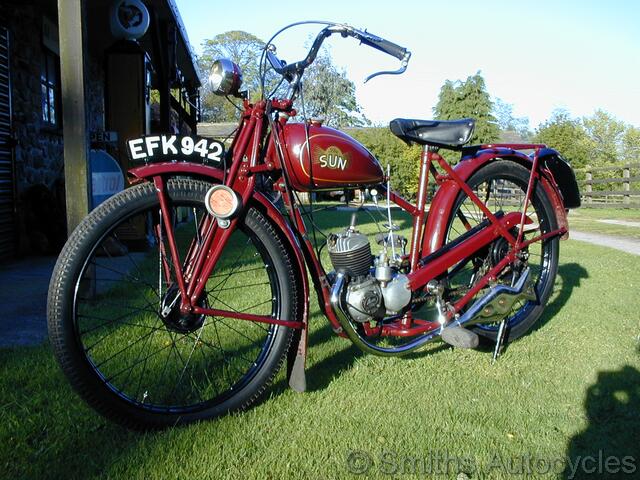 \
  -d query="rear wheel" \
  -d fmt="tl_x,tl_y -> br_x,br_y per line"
444,160 -> 559,342
48,179 -> 297,429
